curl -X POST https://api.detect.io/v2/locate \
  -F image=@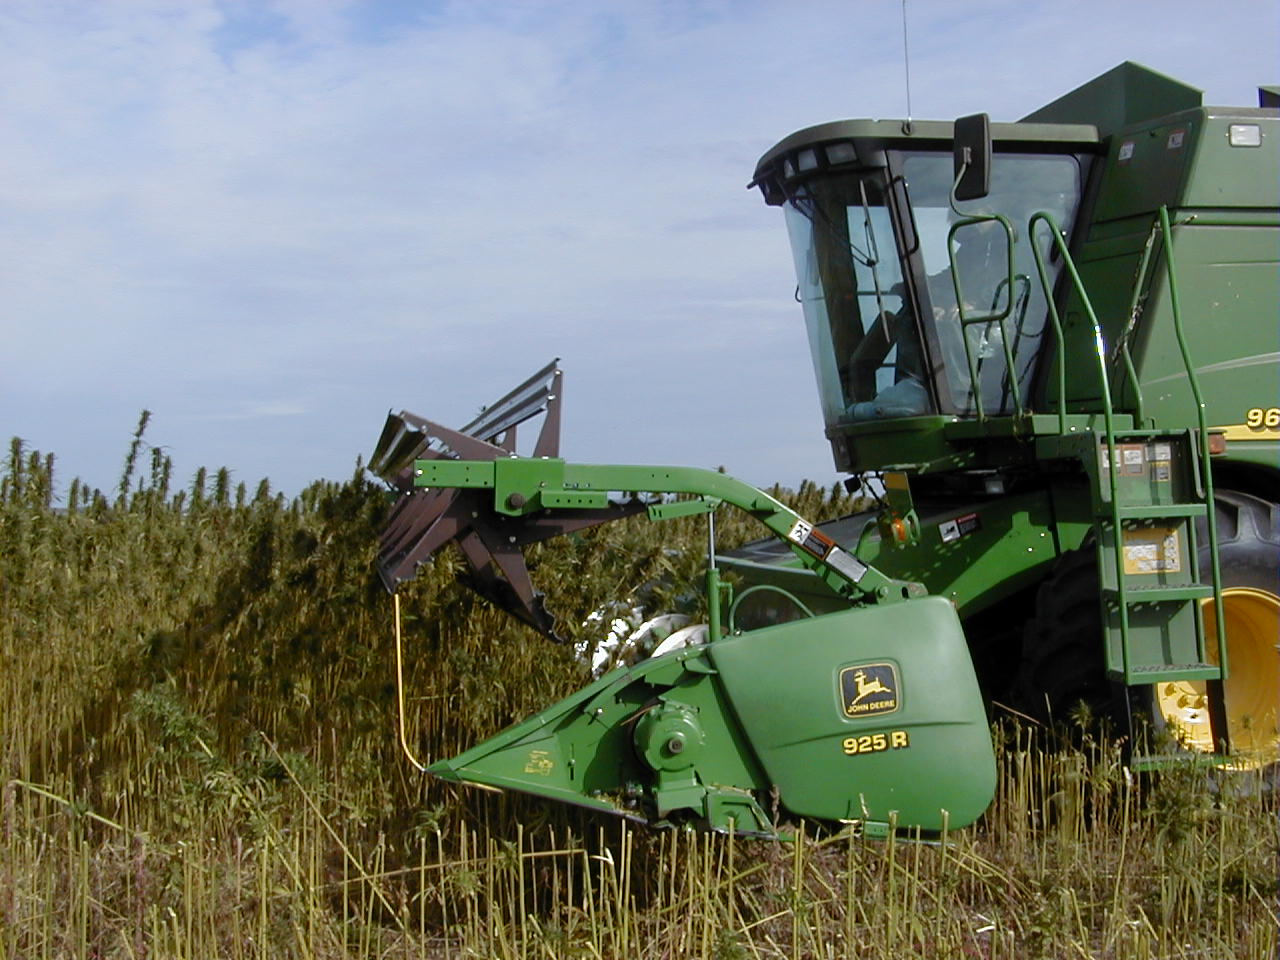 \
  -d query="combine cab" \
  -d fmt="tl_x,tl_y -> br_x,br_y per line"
371,64 -> 1279,837
739,61 -> 1279,766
